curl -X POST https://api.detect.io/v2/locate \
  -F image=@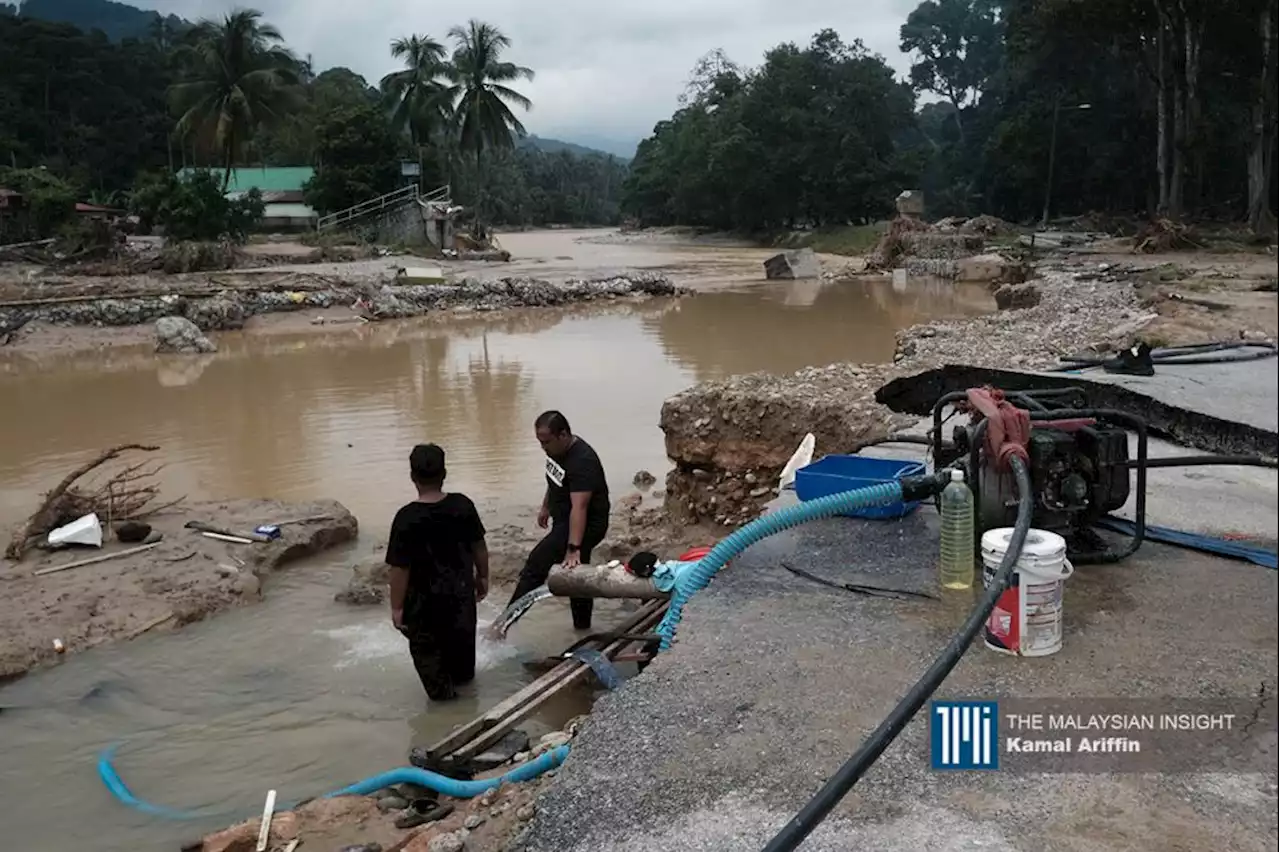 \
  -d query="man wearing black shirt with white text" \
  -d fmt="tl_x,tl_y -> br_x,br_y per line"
502,410 -> 610,631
